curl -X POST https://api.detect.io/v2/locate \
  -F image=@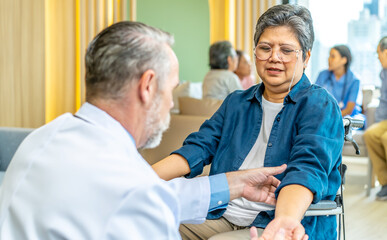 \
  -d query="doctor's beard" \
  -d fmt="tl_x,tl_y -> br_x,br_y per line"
141,93 -> 171,150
